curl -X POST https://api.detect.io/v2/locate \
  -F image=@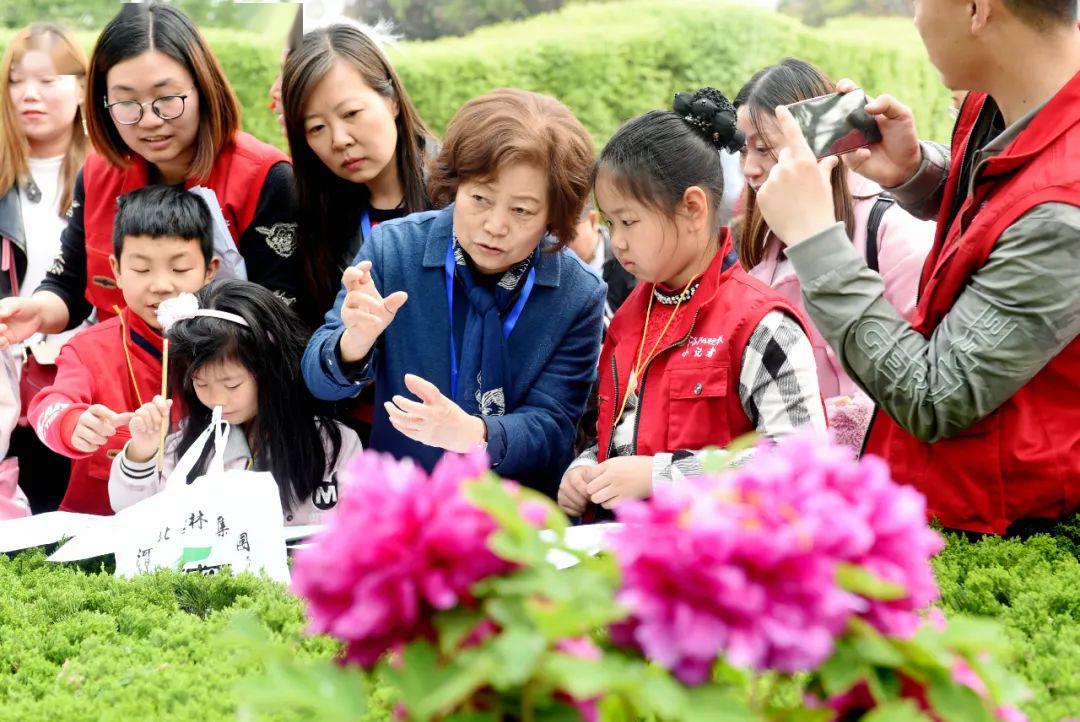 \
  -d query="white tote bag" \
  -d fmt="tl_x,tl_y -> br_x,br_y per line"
112,407 -> 289,582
